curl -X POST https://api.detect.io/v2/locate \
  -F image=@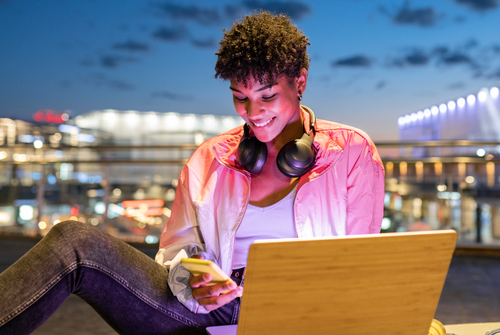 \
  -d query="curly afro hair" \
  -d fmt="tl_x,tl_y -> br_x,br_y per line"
215,11 -> 310,86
